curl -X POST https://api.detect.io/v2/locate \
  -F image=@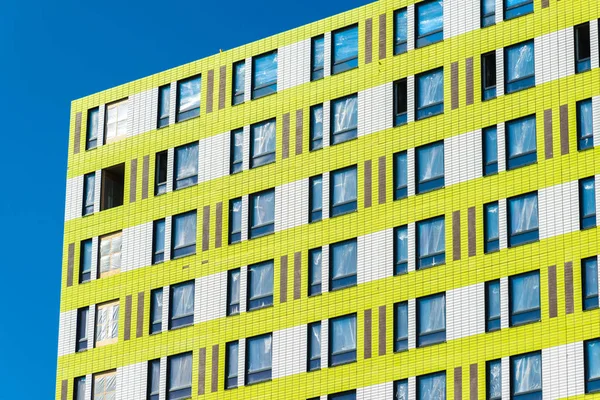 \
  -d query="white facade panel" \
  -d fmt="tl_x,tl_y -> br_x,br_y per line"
535,28 -> 574,86
276,178 -> 309,232
445,0 -> 479,39
196,271 -> 227,324
128,87 -> 158,138
357,228 -> 393,285
199,132 -> 229,184
358,83 -> 393,138
116,362 -> 147,400
57,309 -> 77,357
121,222 -> 152,273
593,96 -> 600,148
273,325 -> 306,379
446,283 -> 485,340
279,39 -> 311,90
539,180 -> 579,240
445,129 -> 483,187
64,175 -> 84,221
542,342 -> 585,398
358,381 -> 392,399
